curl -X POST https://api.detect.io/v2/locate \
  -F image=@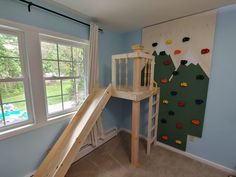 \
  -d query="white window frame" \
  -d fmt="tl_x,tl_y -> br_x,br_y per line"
0,26 -> 34,132
40,34 -> 89,118
0,18 -> 90,140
